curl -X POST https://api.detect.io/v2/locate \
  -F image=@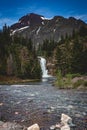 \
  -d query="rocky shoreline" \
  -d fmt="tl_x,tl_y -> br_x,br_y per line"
0,114 -> 75,130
